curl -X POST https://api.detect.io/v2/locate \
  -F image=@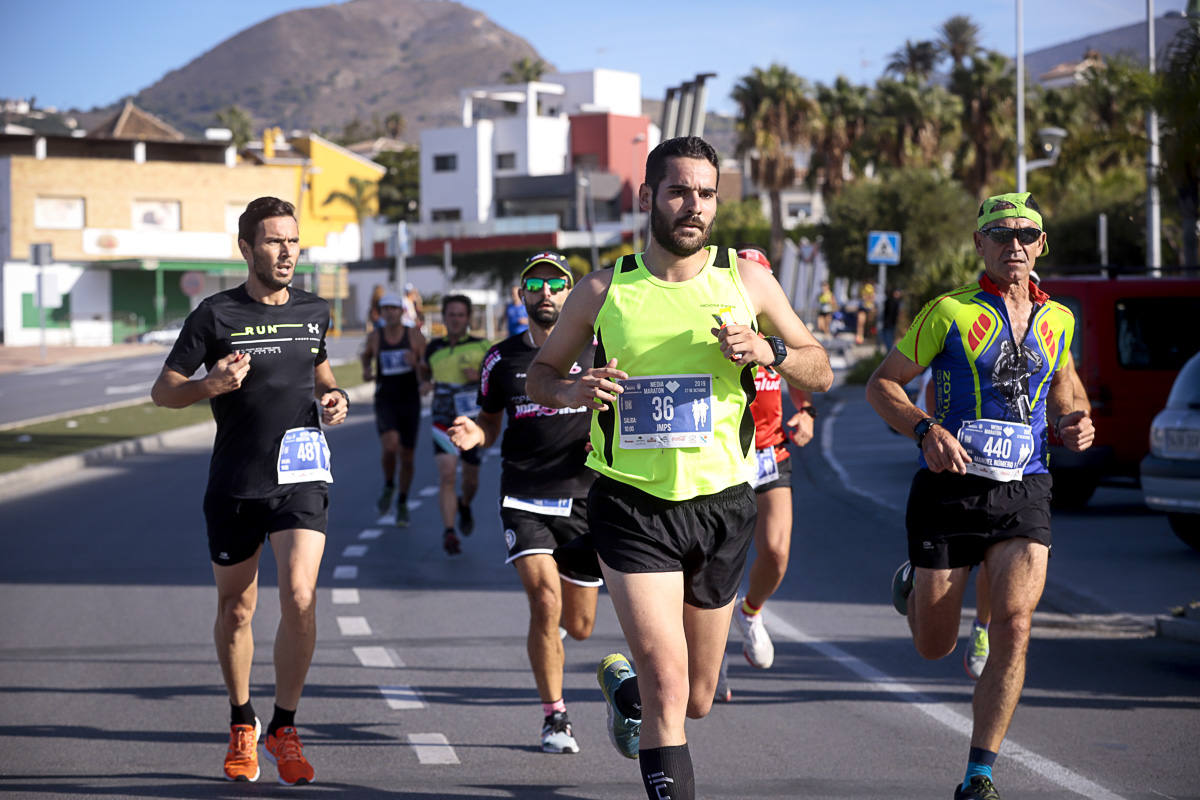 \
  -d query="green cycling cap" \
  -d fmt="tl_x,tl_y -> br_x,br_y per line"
977,192 -> 1048,254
